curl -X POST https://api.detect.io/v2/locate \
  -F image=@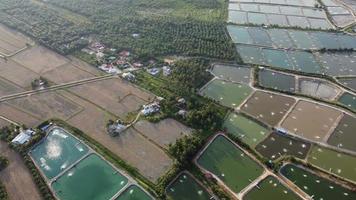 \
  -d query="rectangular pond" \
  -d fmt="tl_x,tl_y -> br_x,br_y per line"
29,127 -> 89,179
197,135 -> 264,193
258,69 -> 296,92
328,114 -> 356,152
166,172 -> 212,200
281,164 -> 356,200
52,154 -> 129,200
116,185 -> 153,200
211,64 -> 251,84
338,93 -> 356,111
